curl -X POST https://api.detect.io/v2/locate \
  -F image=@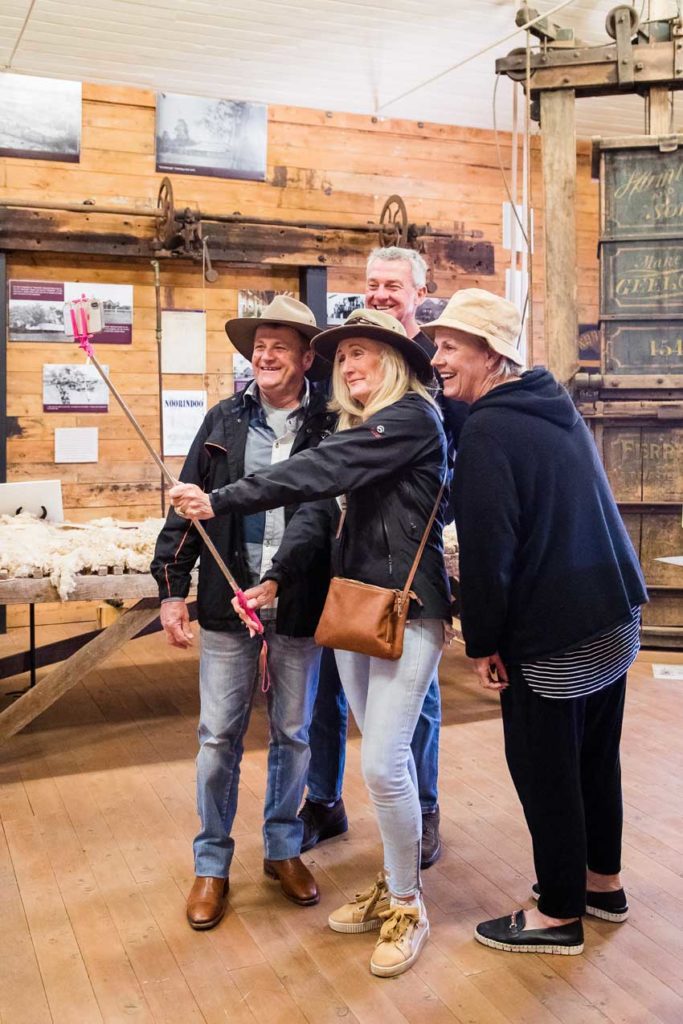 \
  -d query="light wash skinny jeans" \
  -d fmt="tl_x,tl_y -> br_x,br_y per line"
334,618 -> 444,898
194,624 -> 321,877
